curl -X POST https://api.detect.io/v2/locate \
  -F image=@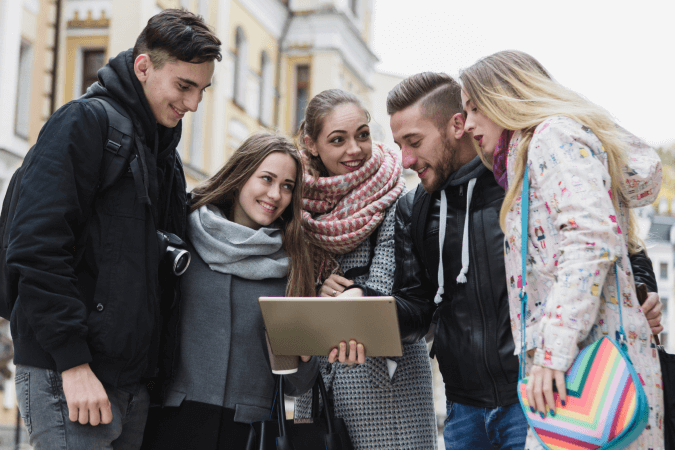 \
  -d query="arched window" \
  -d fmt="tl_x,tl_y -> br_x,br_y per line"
259,51 -> 273,126
233,27 -> 248,108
